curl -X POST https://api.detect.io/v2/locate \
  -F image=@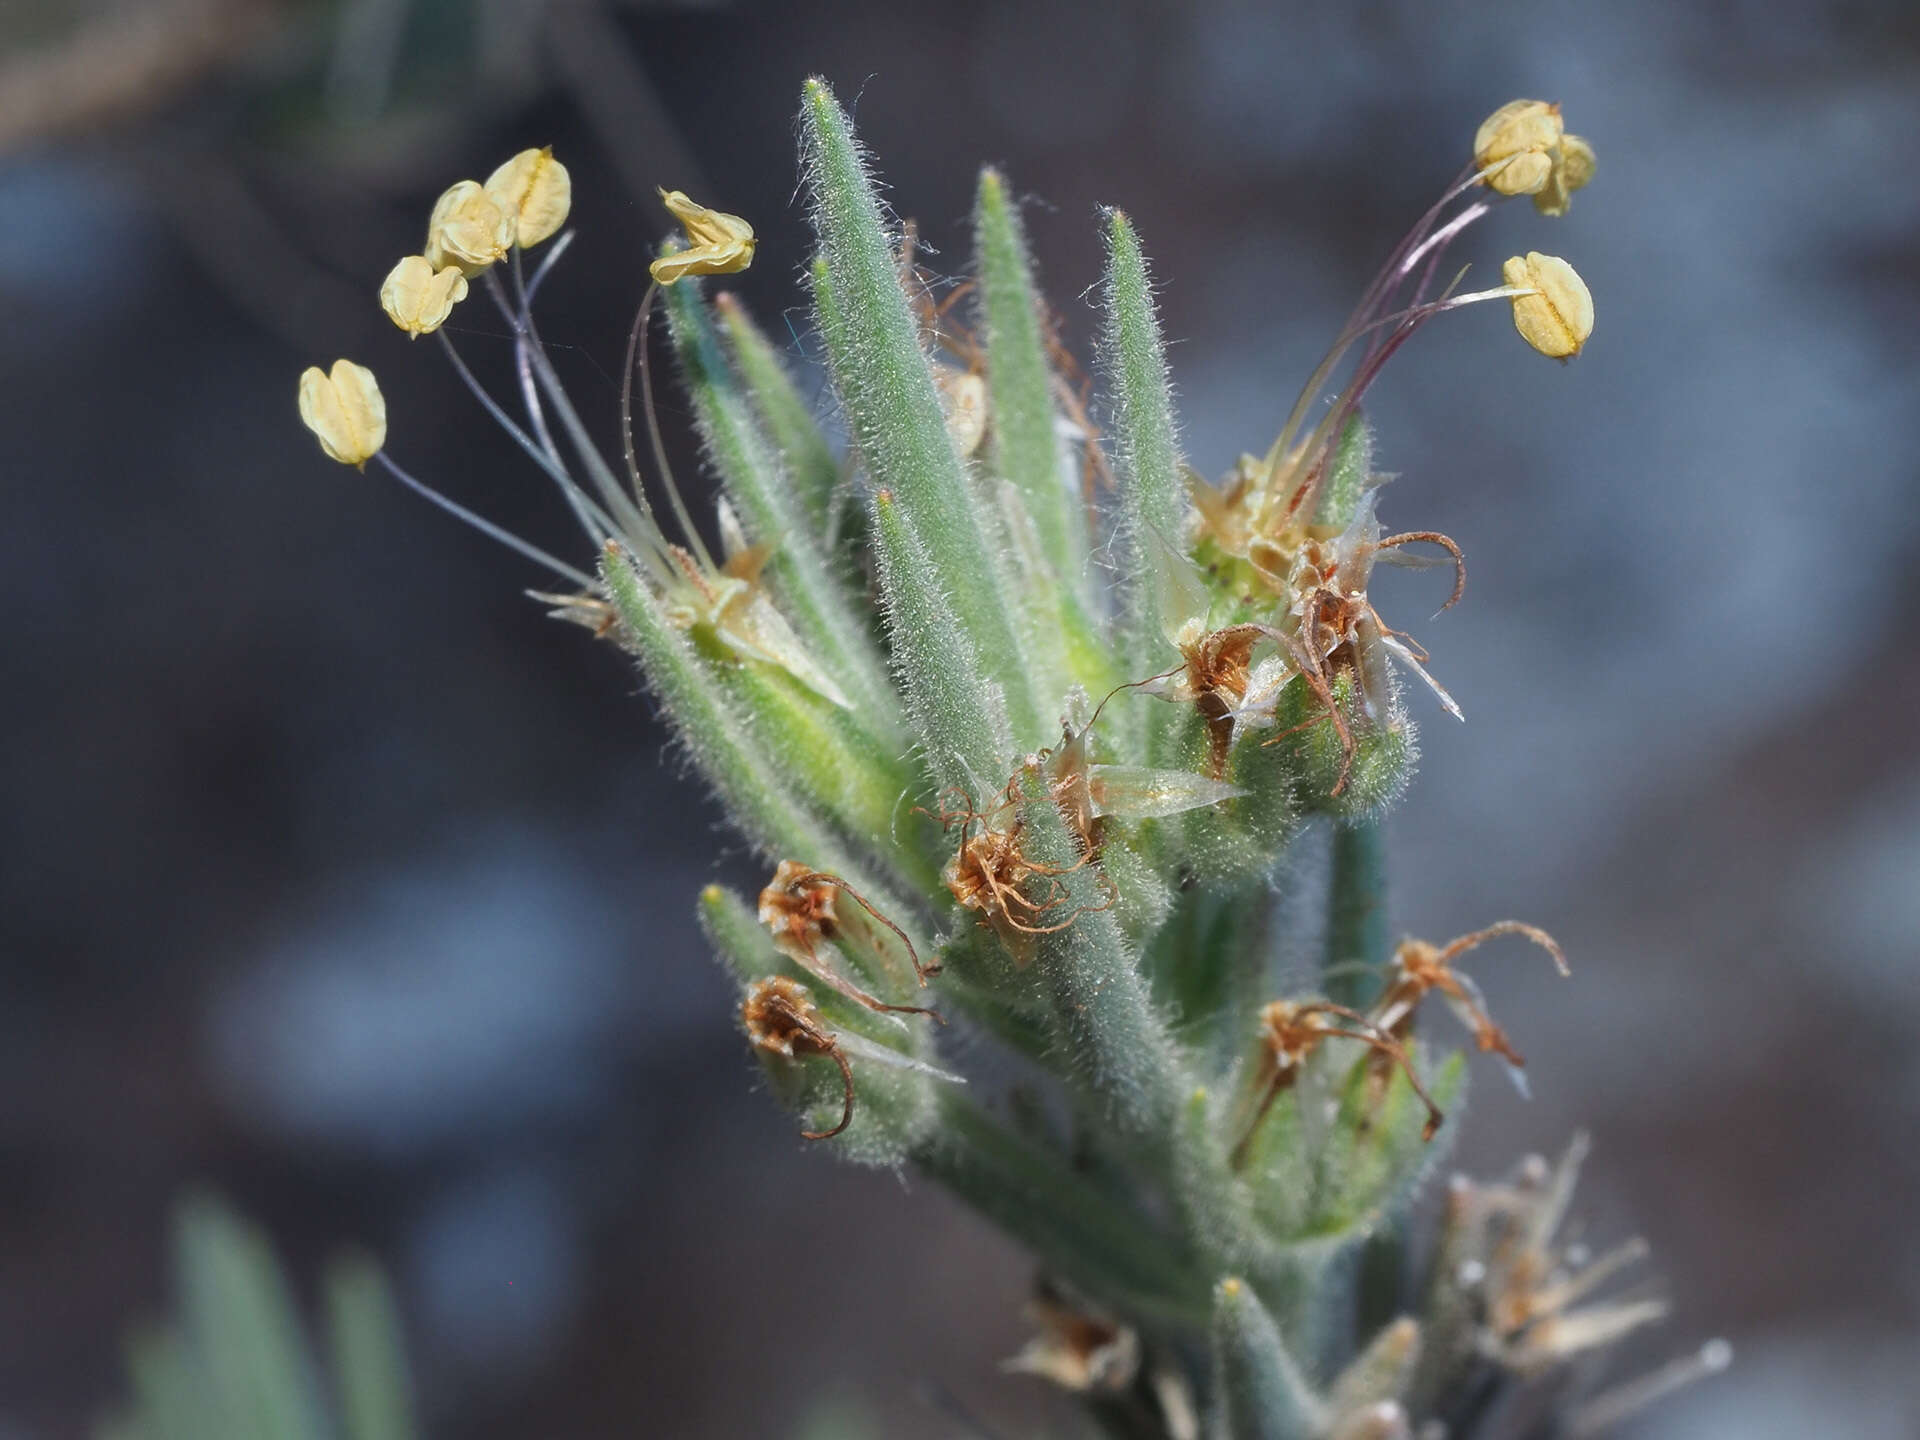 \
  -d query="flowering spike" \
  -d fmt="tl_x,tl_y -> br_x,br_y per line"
290,89 -> 1698,1437
483,146 -> 572,249
297,360 -> 385,467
